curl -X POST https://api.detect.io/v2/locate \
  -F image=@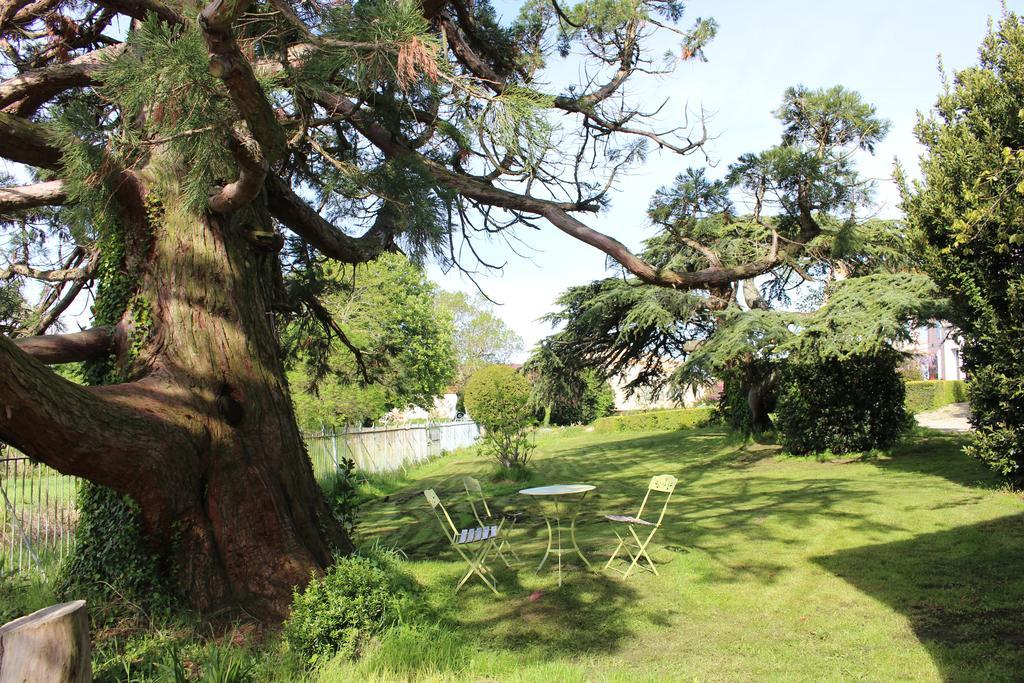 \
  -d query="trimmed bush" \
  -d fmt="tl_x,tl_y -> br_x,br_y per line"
464,365 -> 535,468
284,555 -> 403,665
593,407 -> 712,433
904,380 -> 968,415
775,351 -> 910,455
